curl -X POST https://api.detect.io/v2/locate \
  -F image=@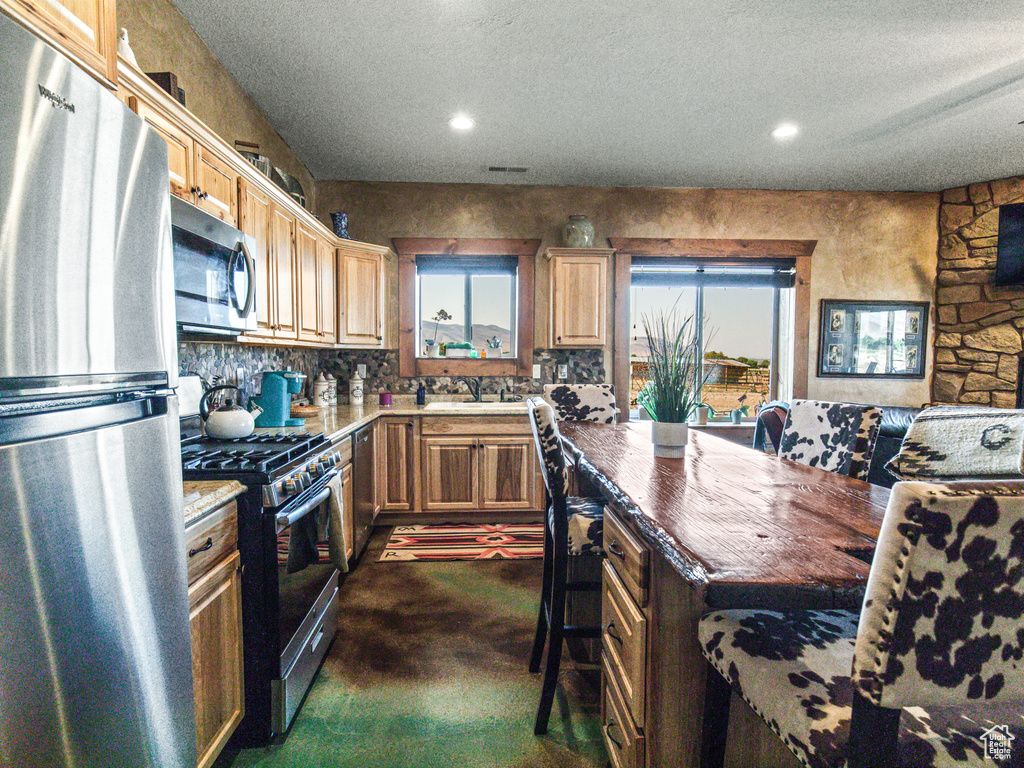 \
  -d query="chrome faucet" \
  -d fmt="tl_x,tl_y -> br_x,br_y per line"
456,376 -> 483,402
